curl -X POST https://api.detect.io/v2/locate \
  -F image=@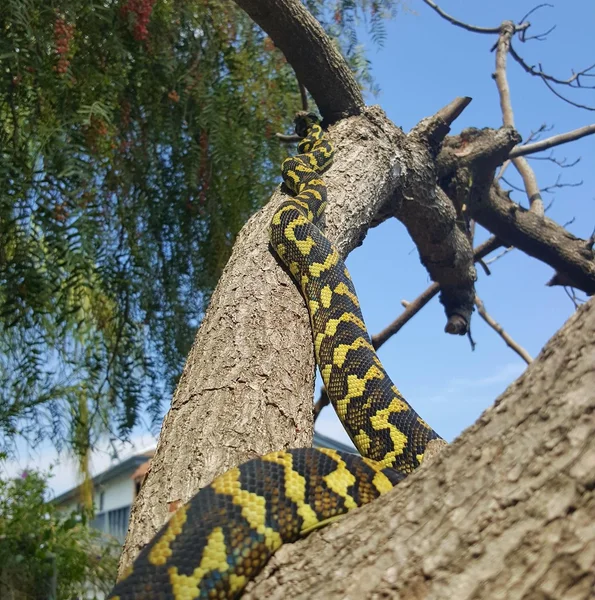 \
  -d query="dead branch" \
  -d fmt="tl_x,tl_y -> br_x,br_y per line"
474,295 -> 533,364
298,80 -> 308,111
275,132 -> 301,143
509,124 -> 595,158
500,174 -> 582,195
421,0 -> 528,34
494,21 -> 544,216
508,44 -> 595,88
275,72 -> 310,141
484,246 -> 515,265
540,75 -> 595,111
517,3 -> 553,32
527,155 -> 580,169
390,98 -> 477,335
468,183 -> 595,295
